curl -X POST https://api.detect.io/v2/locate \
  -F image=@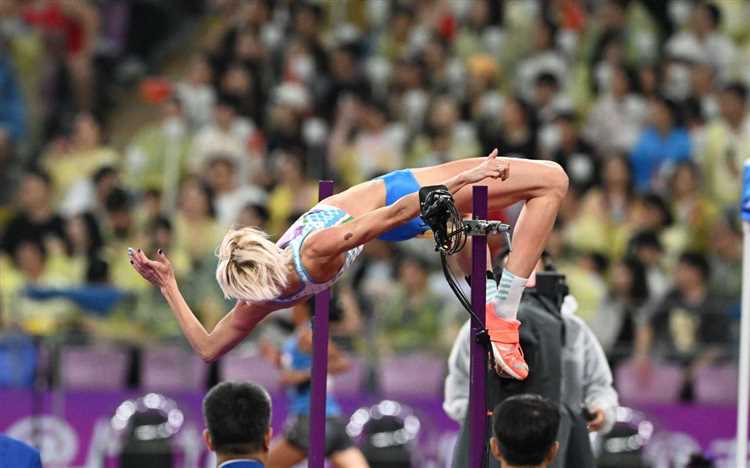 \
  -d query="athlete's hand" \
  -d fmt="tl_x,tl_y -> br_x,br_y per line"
129,247 -> 176,290
462,149 -> 510,184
